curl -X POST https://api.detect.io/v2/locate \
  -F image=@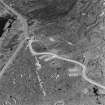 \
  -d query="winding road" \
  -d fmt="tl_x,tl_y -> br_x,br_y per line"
0,0 -> 105,92
27,36 -> 105,90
